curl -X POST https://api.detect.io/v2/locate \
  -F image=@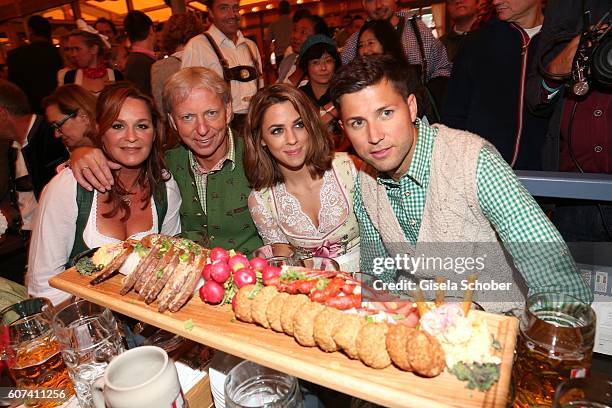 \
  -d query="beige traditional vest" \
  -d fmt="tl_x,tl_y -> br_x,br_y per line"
360,124 -> 526,313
